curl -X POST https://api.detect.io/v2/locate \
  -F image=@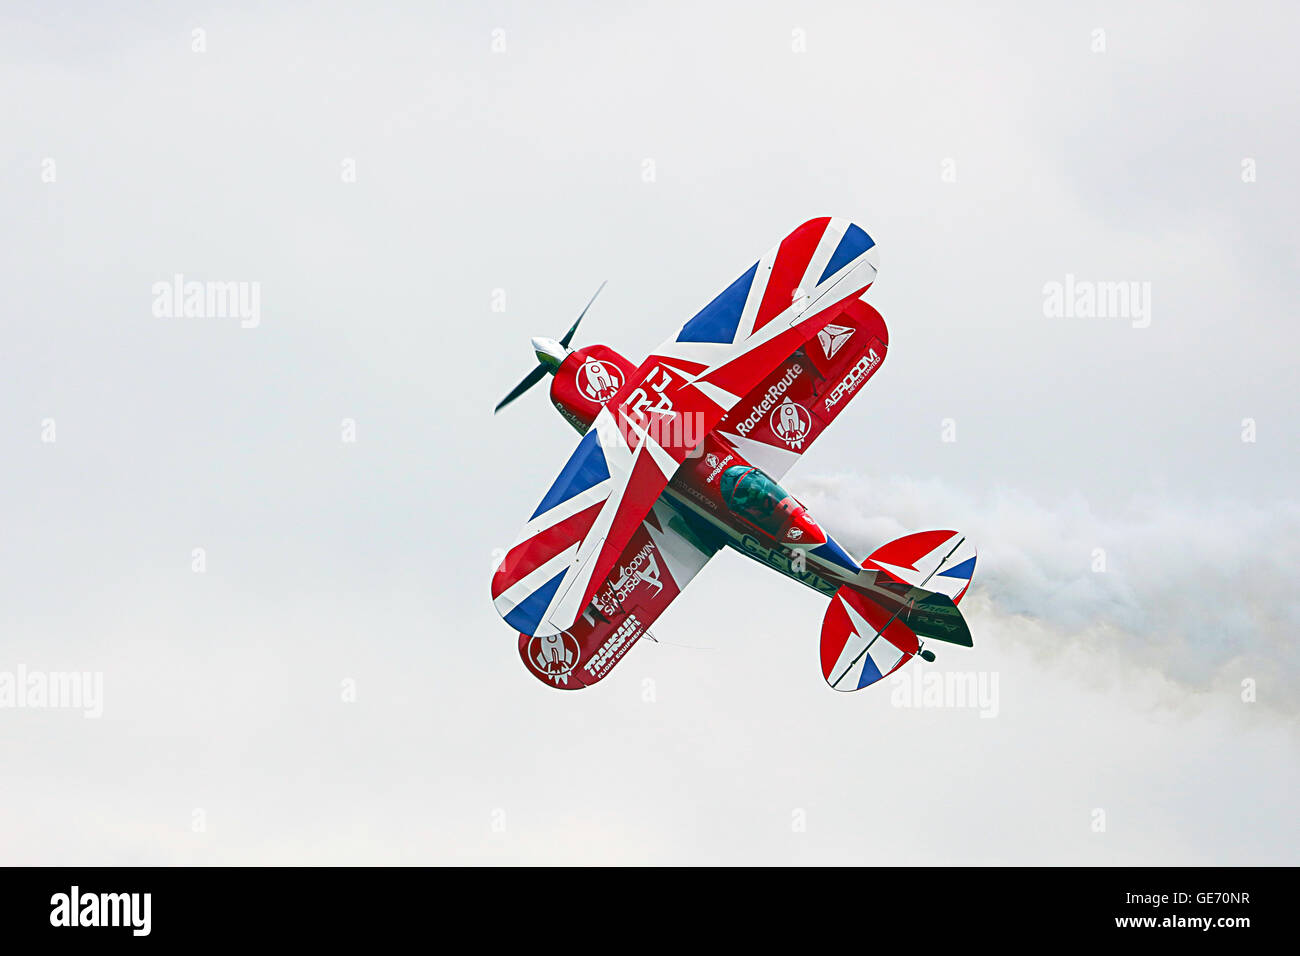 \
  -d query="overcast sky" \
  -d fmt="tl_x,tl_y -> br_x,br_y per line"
2,1 -> 1297,864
